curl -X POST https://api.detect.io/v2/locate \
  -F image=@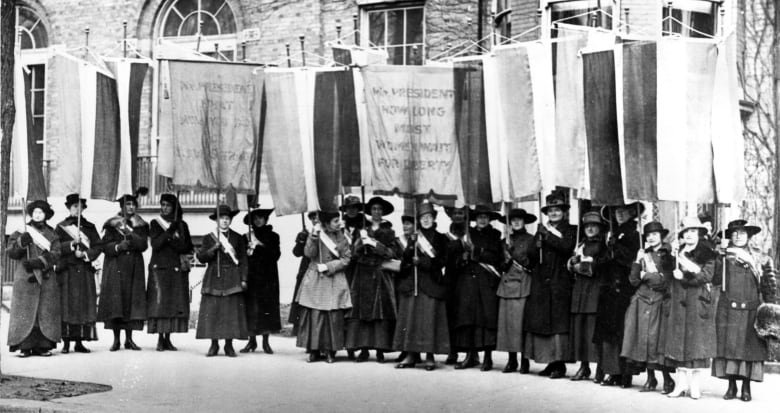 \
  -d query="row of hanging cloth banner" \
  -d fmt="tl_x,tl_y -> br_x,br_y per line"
11,49 -> 151,202
150,26 -> 744,216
